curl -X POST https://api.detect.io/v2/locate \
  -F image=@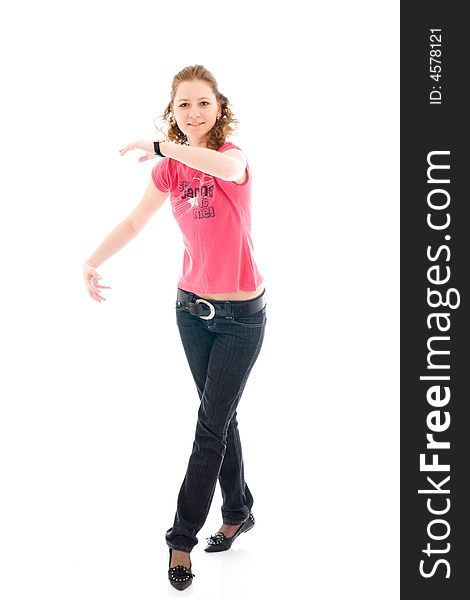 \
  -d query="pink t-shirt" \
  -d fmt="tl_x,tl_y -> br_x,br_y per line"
151,141 -> 264,295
